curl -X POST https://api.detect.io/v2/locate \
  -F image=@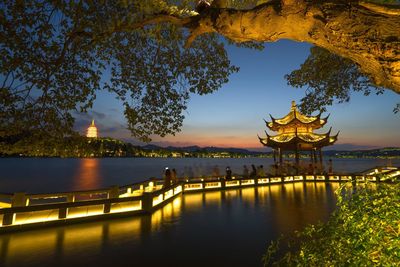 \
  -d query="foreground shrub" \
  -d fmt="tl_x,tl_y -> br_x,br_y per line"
263,183 -> 400,266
